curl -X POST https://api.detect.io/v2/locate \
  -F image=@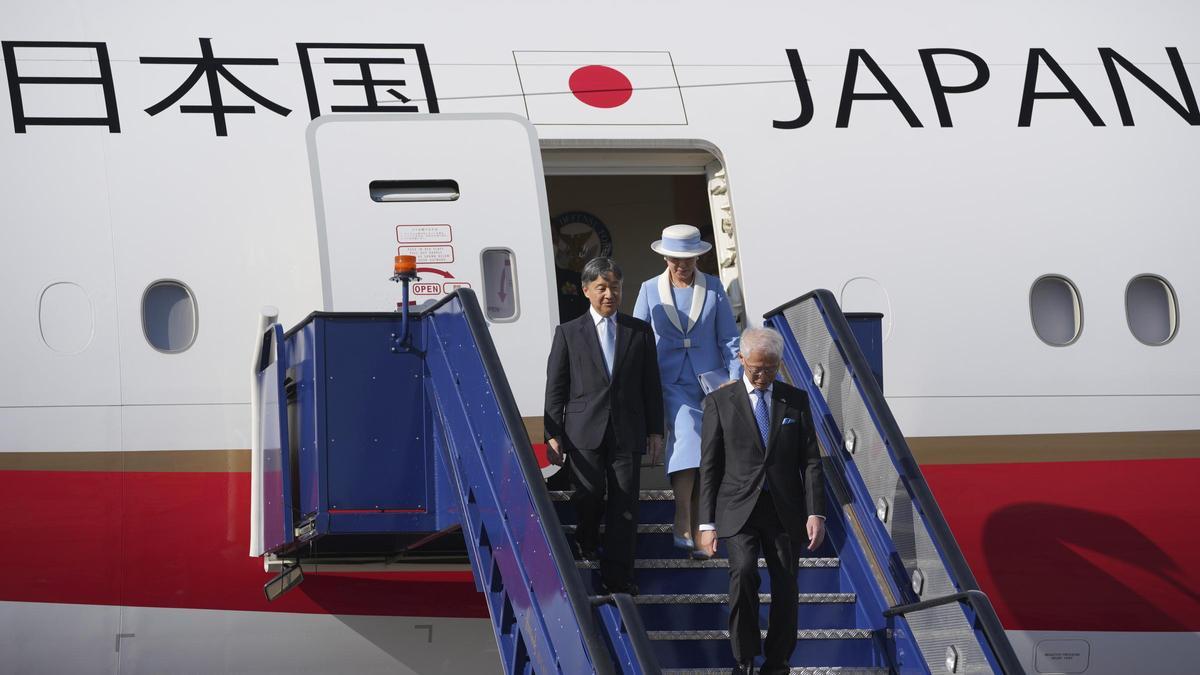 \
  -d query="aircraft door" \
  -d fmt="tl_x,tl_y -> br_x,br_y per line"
307,114 -> 557,413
